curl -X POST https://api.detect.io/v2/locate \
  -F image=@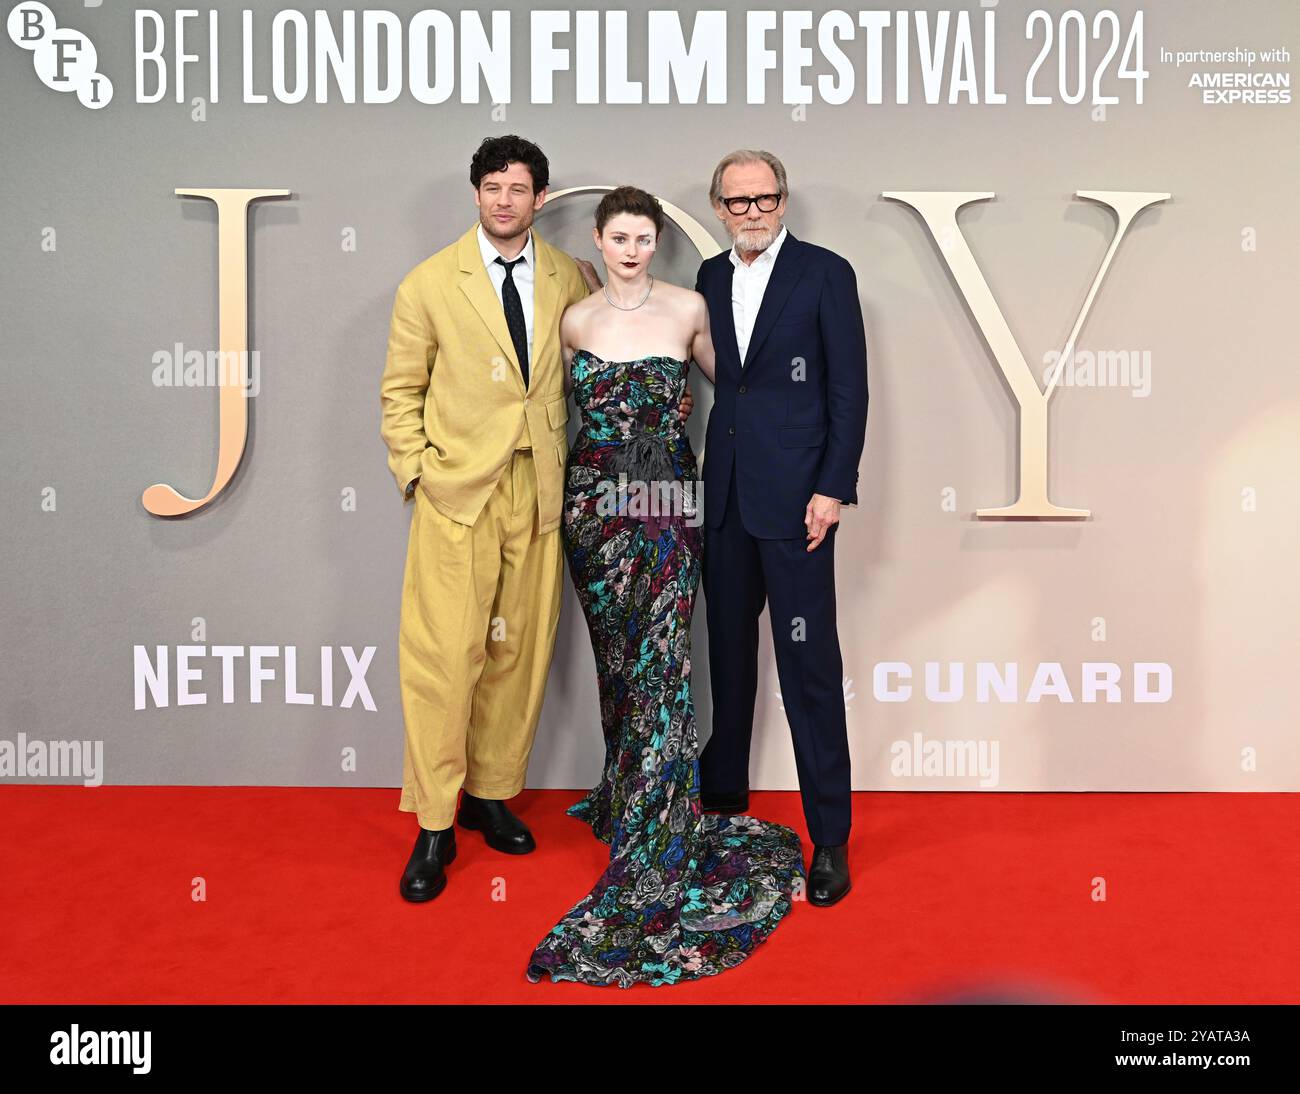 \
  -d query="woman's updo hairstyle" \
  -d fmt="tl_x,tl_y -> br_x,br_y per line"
594,185 -> 665,238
